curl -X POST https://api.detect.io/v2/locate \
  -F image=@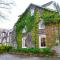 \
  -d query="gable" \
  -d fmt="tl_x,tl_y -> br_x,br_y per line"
15,3 -> 60,25
15,3 -> 60,34
42,1 -> 60,13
